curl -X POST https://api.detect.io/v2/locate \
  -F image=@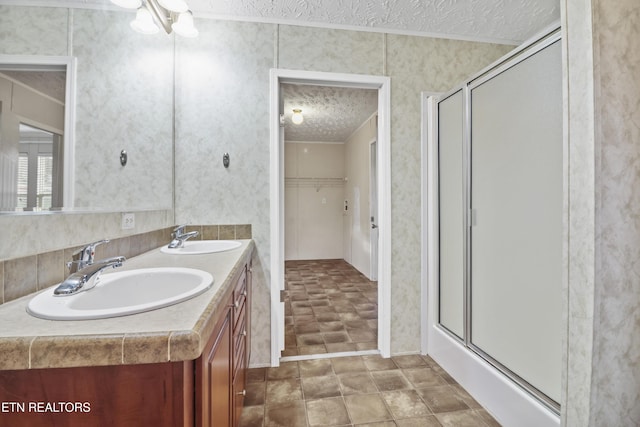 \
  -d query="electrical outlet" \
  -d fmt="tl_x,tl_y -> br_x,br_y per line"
121,212 -> 135,230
